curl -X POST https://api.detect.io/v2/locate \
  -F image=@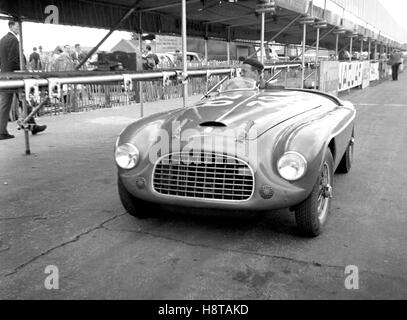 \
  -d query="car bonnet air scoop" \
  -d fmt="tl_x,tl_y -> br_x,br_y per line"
199,121 -> 227,127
